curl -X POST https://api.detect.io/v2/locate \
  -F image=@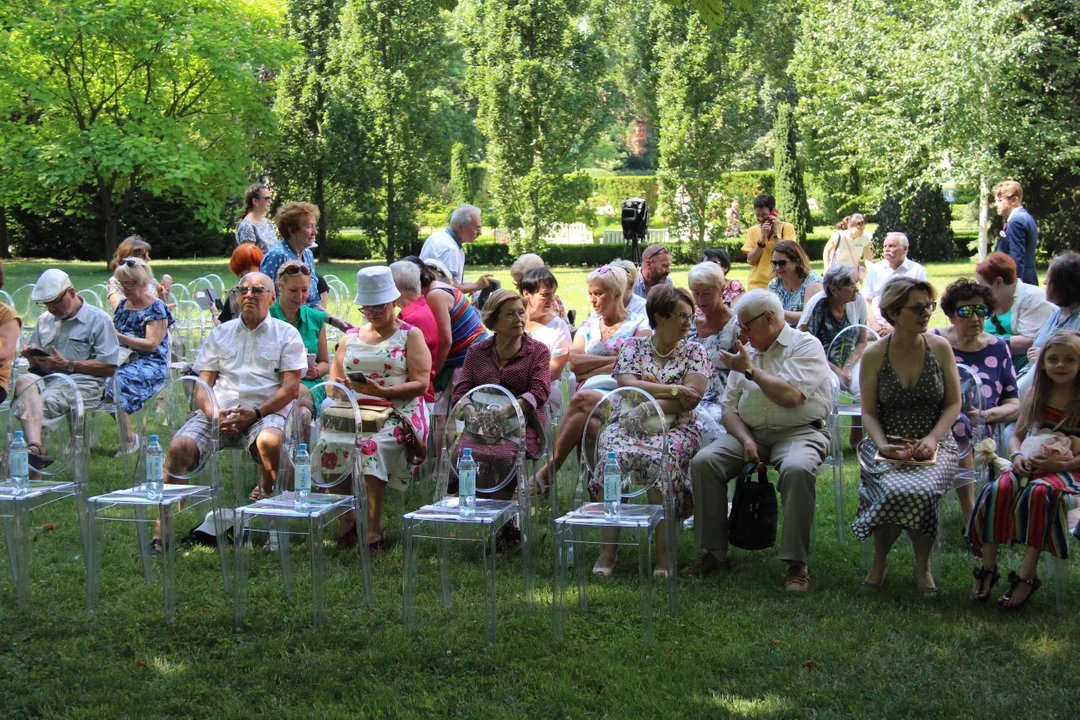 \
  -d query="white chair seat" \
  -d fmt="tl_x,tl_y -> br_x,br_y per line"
403,498 -> 517,529
0,479 -> 77,503
557,502 -> 663,529
89,483 -> 212,508
236,491 -> 354,520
